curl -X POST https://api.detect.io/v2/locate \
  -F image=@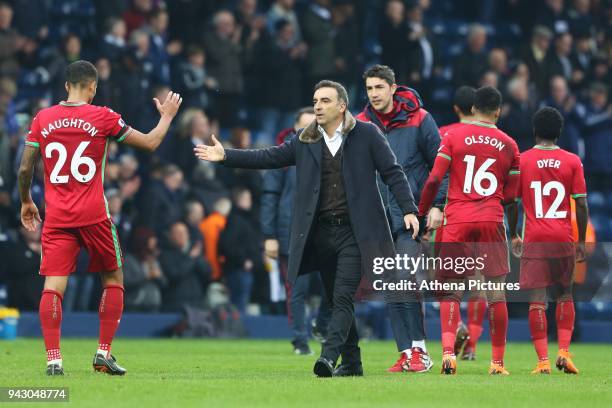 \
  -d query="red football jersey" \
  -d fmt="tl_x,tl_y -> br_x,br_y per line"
518,145 -> 587,257
437,120 -> 520,224
438,121 -> 466,141
25,101 -> 132,228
